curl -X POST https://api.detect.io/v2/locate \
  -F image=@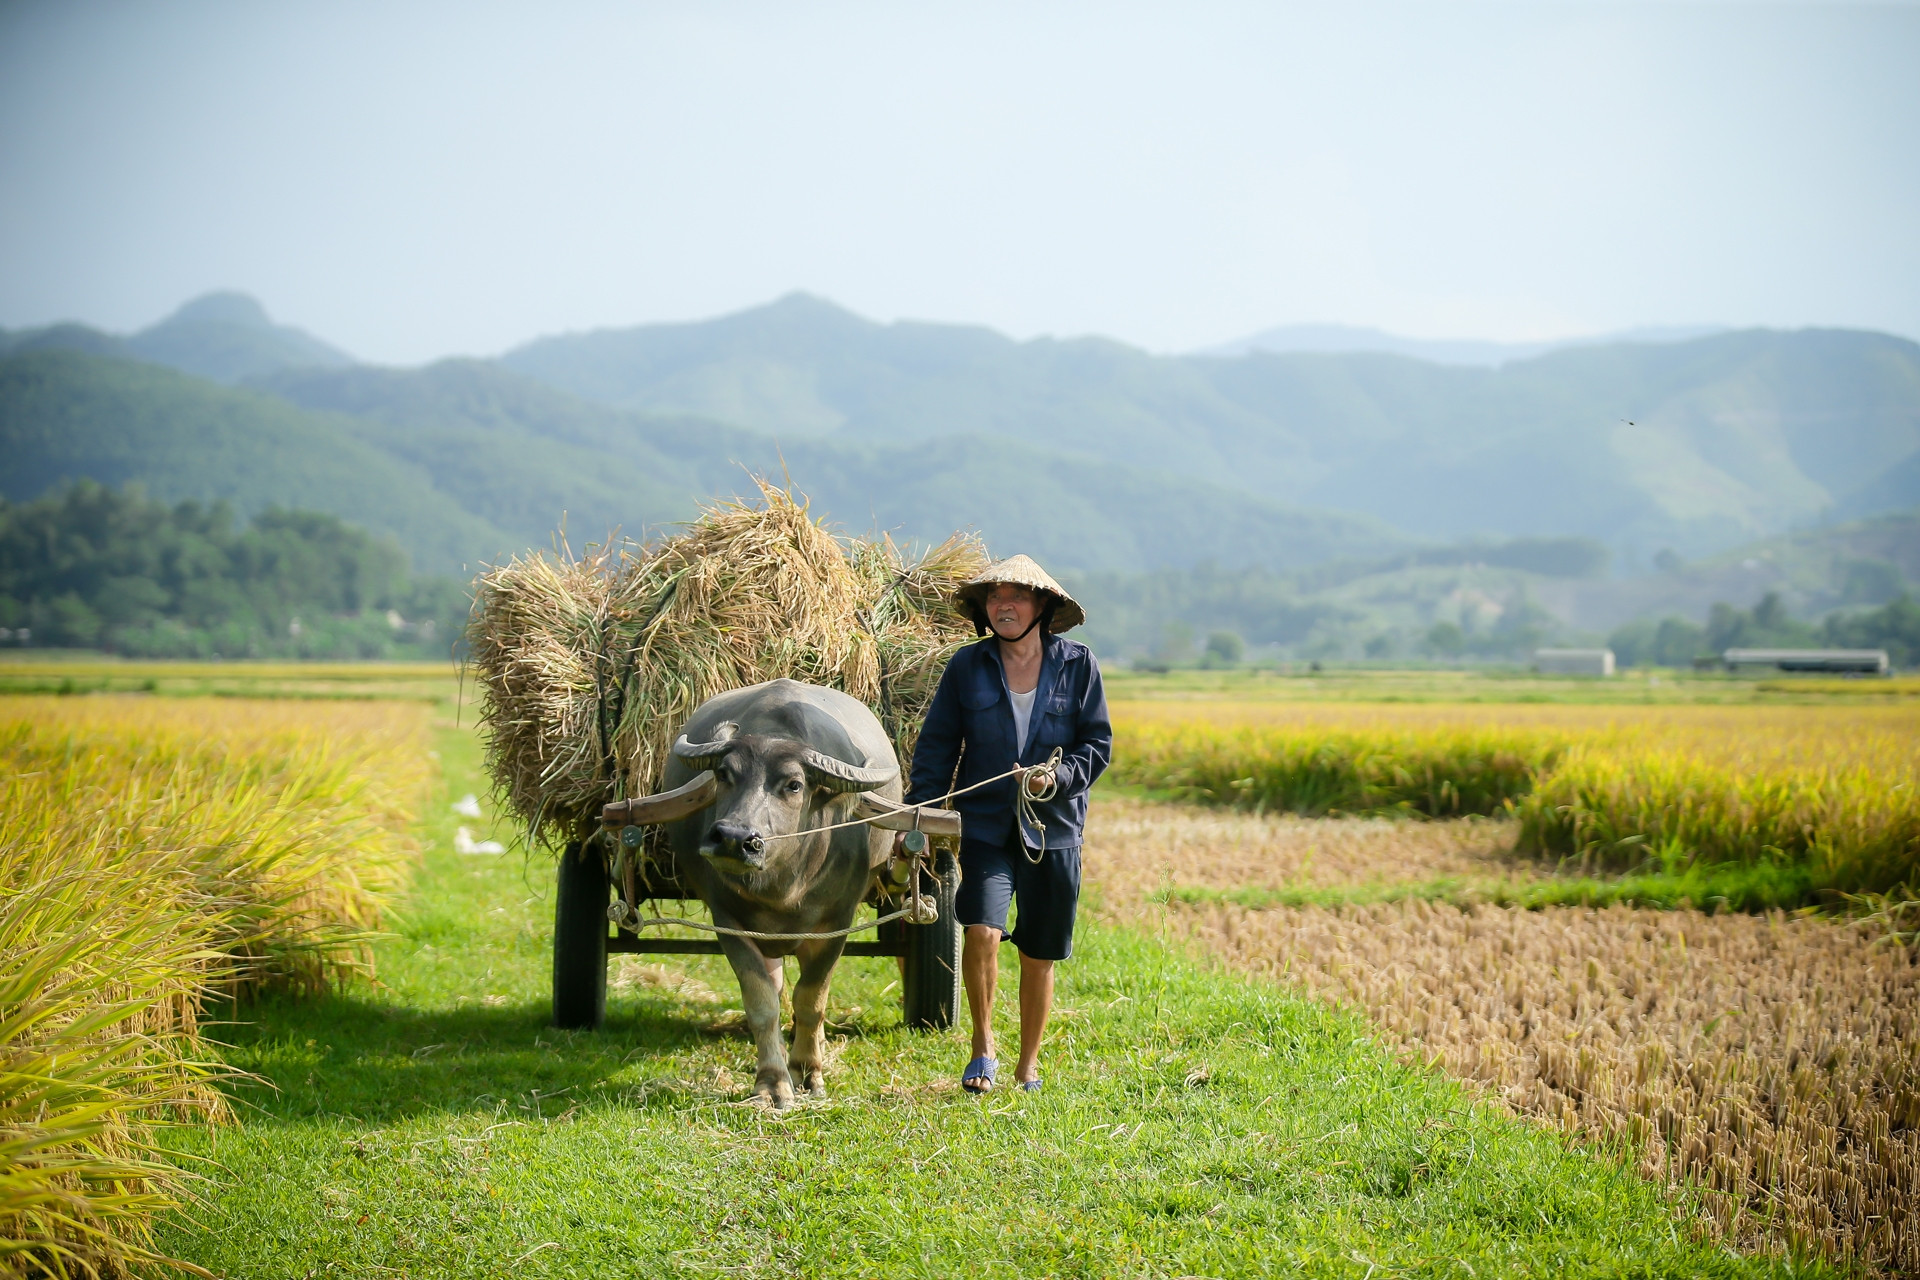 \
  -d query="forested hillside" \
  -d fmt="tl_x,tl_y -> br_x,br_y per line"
1065,512 -> 1915,662
256,359 -> 1416,573
1,346 -> 1412,577
0,483 -> 465,657
0,350 -> 514,573
504,295 -> 1920,563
